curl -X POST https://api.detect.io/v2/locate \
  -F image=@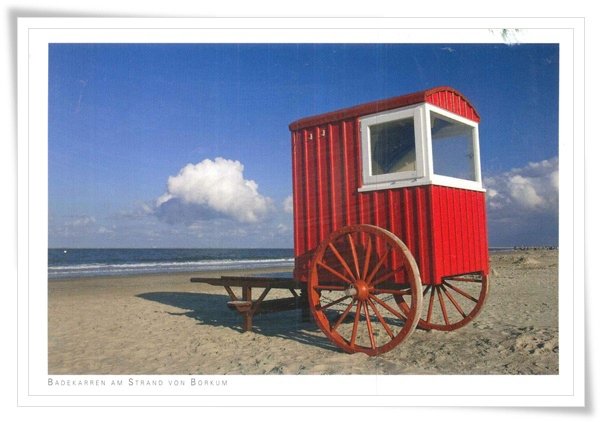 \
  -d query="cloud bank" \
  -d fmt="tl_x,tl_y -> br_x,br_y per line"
484,157 -> 558,246
156,157 -> 273,224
